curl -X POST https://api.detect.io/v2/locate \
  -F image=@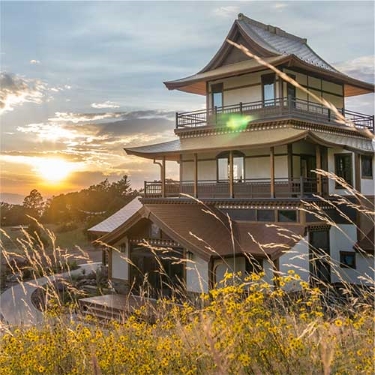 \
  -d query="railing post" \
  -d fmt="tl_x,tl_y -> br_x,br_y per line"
176,112 -> 179,128
144,181 -> 147,197
300,176 -> 304,198
328,109 -> 331,122
214,106 -> 218,126
239,102 -> 243,115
